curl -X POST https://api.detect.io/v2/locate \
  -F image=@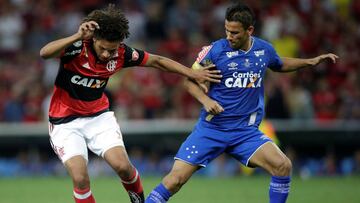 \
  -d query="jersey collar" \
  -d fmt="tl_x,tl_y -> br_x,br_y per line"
238,37 -> 255,54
